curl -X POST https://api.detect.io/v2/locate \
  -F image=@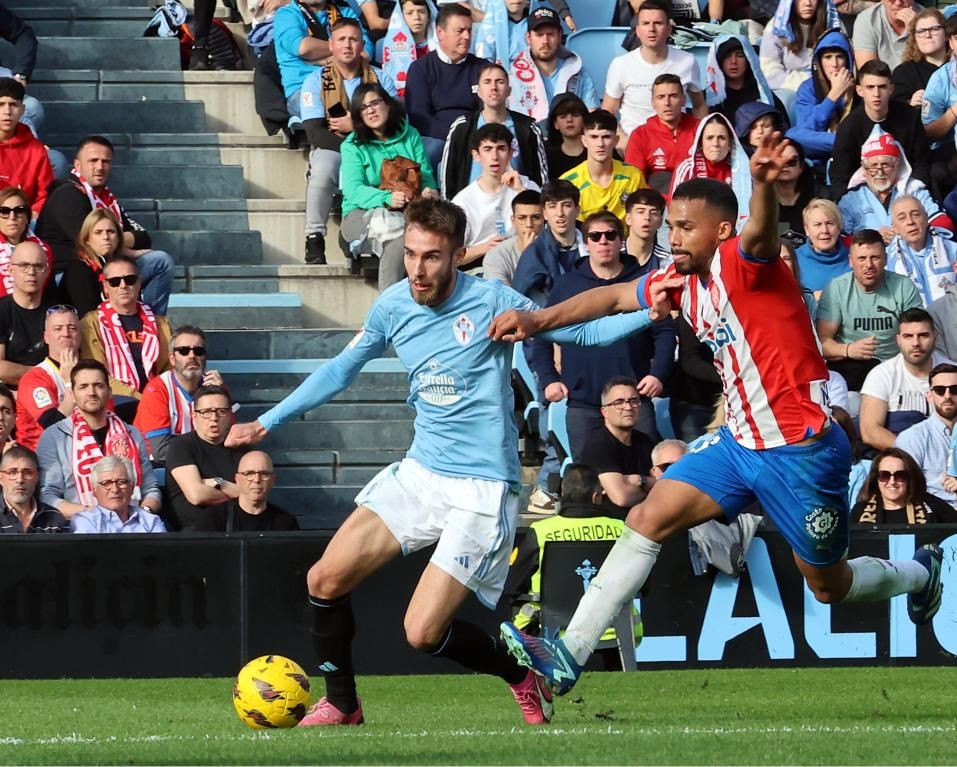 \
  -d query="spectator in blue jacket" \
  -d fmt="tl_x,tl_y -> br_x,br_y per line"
274,0 -> 372,127
786,29 -> 856,164
510,178 -> 584,306
529,210 -> 676,456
